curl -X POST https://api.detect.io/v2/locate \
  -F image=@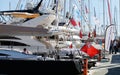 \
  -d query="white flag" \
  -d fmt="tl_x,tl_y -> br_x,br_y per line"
105,24 -> 115,51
